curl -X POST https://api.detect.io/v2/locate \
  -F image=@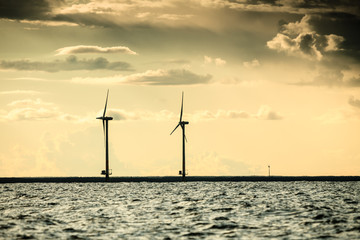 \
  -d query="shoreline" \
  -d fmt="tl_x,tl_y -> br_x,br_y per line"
1,176 -> 360,183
